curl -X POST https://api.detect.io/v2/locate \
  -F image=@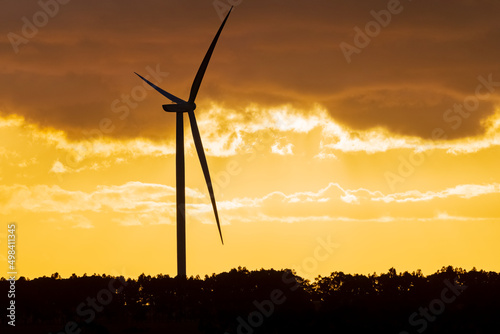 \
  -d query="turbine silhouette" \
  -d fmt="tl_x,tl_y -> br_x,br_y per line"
135,8 -> 233,278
